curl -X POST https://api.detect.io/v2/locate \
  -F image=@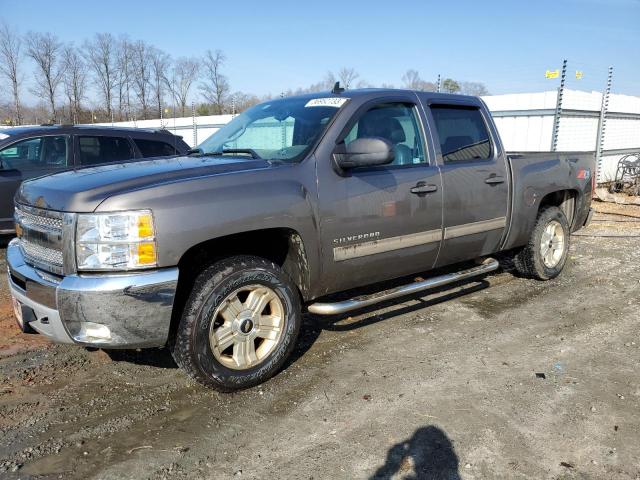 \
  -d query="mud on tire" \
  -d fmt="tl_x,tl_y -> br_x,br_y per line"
513,206 -> 570,281
170,255 -> 301,391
